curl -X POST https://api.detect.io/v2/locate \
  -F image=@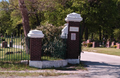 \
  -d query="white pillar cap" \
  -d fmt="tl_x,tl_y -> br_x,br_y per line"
65,12 -> 83,22
27,29 -> 44,38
